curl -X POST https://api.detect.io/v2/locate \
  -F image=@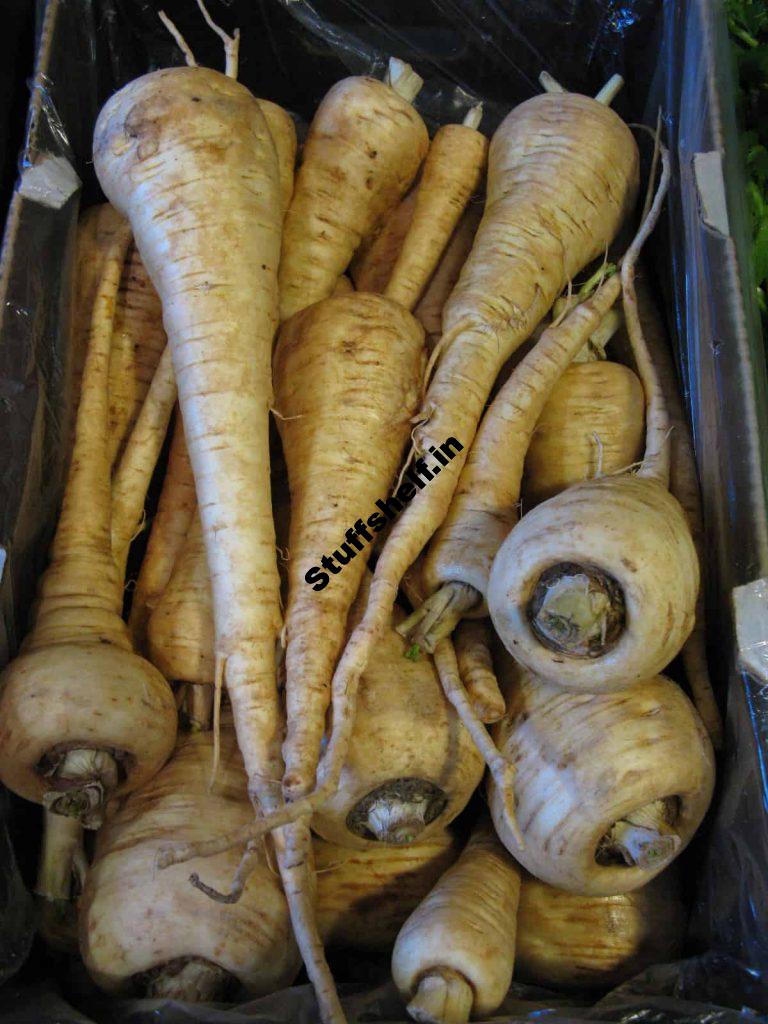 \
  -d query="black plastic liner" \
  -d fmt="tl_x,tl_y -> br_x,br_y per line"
0,0 -> 767,1020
